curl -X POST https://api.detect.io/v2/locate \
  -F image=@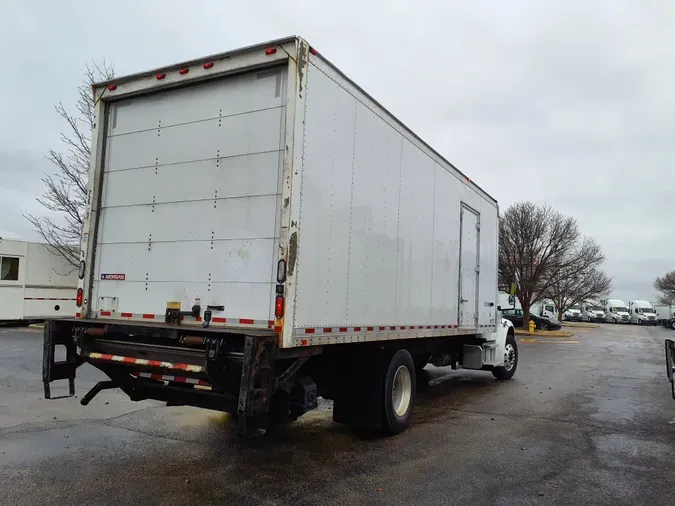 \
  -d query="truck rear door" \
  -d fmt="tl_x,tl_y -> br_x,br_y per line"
92,68 -> 287,327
